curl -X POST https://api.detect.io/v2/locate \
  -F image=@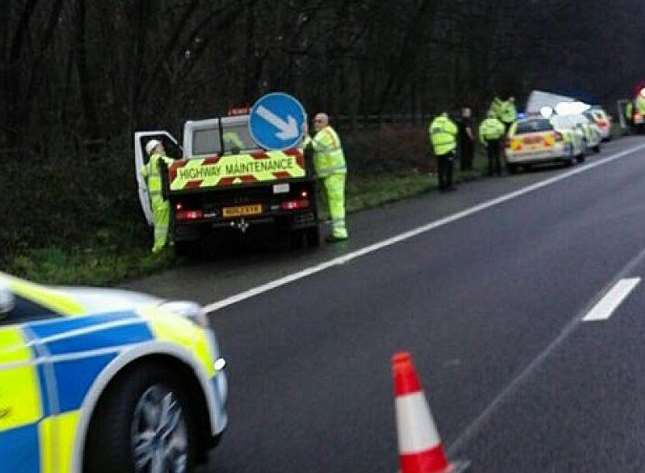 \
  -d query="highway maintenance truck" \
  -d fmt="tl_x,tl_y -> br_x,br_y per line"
134,113 -> 320,252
